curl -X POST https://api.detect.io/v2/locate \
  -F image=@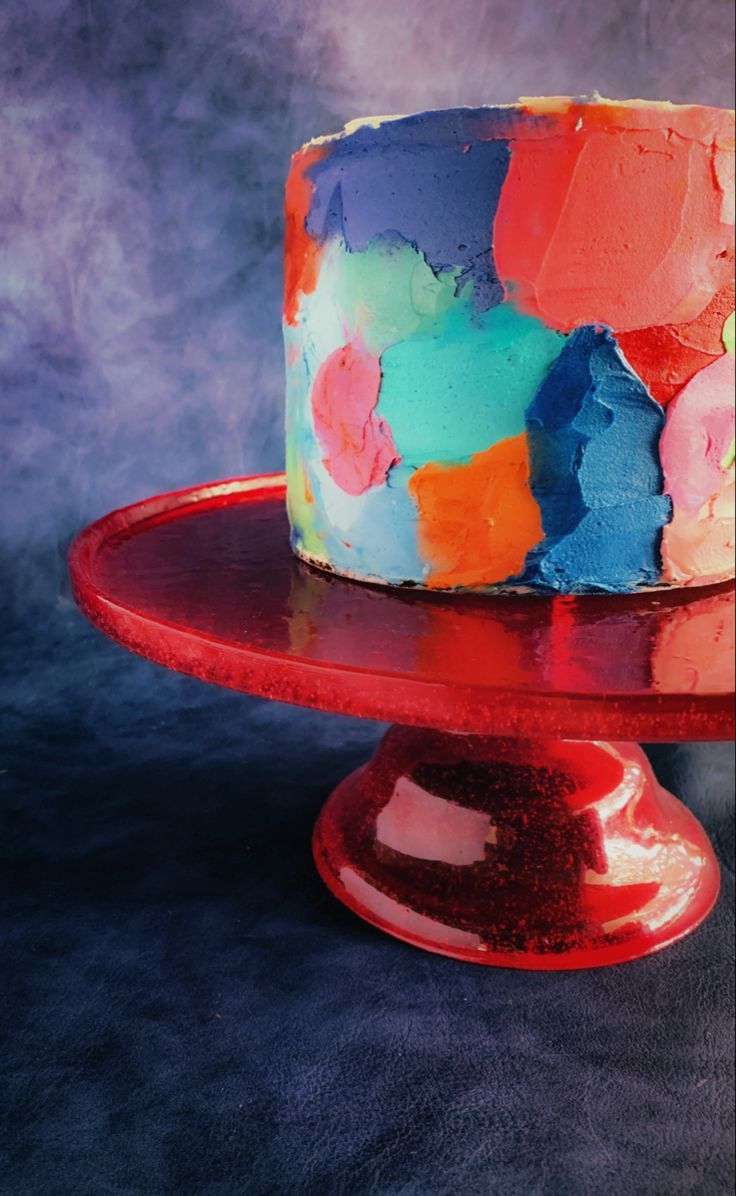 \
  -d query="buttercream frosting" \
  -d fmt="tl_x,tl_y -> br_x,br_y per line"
283,97 -> 736,593
521,326 -> 671,592
660,352 -> 735,583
